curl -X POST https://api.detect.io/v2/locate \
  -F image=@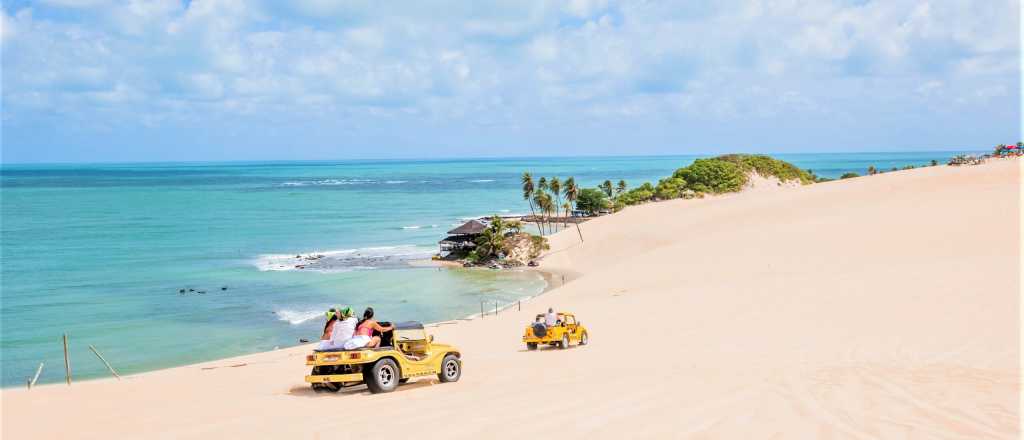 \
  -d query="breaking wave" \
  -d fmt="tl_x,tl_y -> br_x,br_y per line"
280,179 -> 374,187
275,309 -> 323,325
254,245 -> 435,272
